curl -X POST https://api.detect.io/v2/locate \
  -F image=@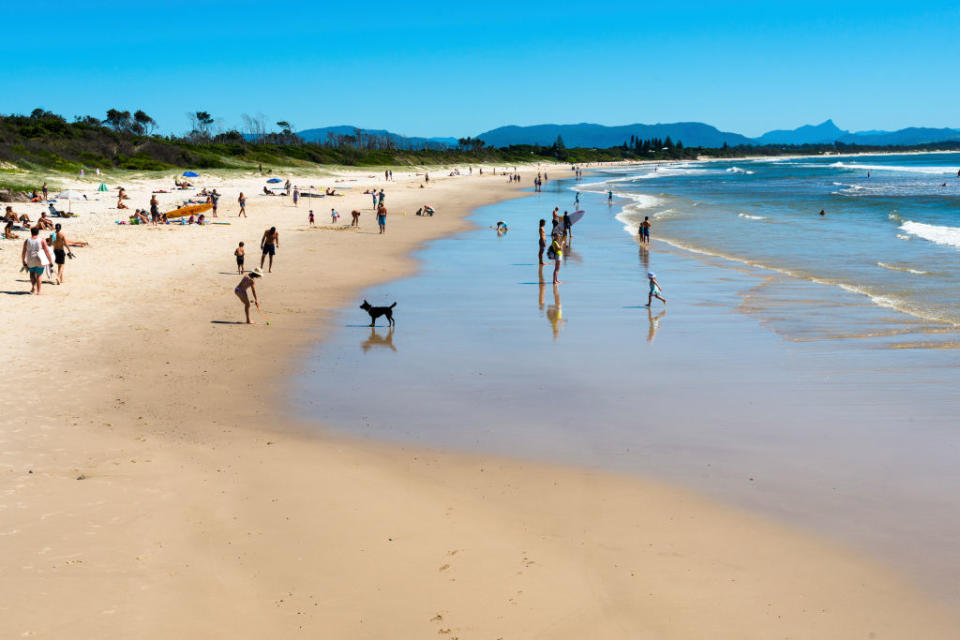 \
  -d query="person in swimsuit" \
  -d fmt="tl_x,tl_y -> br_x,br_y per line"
238,192 -> 246,217
235,242 -> 245,275
377,203 -> 387,234
640,216 -> 651,245
309,210 -> 315,227
351,209 -> 361,227
646,272 -> 666,307
563,210 -> 572,240
538,219 -> 546,265
260,226 -> 279,272
22,226 -> 54,294
550,232 -> 564,284
608,190 -> 613,204
150,194 -> 160,223
51,223 -> 74,284
234,268 -> 263,324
